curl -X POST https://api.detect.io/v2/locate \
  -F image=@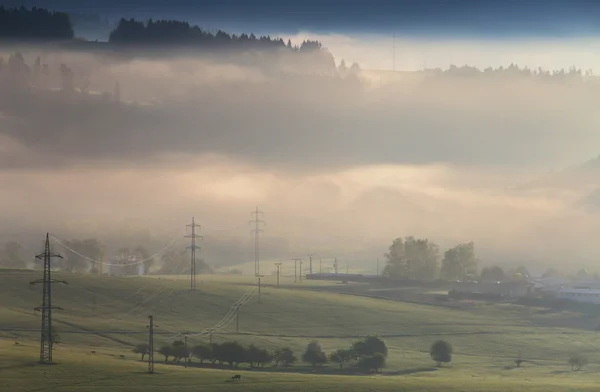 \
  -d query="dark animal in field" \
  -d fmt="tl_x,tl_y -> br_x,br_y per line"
232,374 -> 241,381
119,354 -> 125,358
90,351 -> 96,354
